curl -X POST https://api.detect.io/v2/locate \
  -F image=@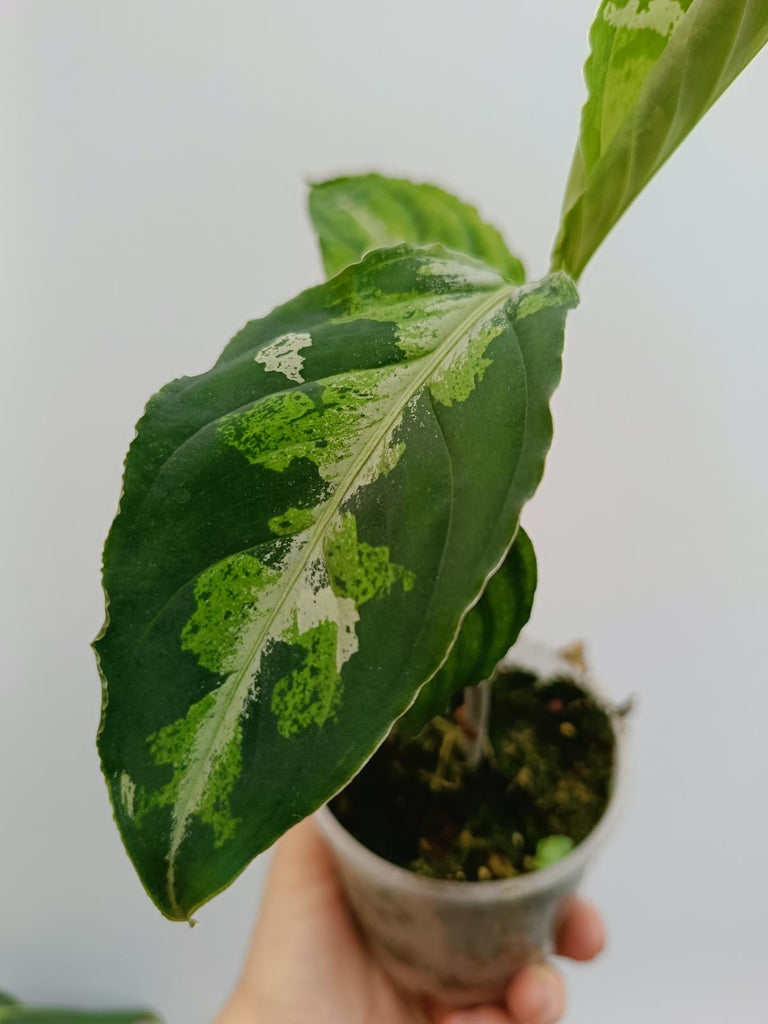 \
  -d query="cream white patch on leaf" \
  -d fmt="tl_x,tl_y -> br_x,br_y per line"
416,256 -> 502,289
119,771 -> 136,818
255,331 -> 312,383
603,0 -> 685,36
292,556 -> 360,672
